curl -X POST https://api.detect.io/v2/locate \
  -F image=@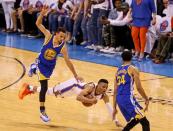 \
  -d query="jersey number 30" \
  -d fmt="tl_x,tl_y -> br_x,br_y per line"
117,75 -> 126,85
